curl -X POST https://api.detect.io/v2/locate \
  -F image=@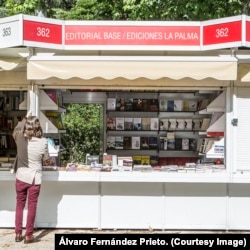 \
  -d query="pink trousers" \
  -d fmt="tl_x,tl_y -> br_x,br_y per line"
15,178 -> 41,237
